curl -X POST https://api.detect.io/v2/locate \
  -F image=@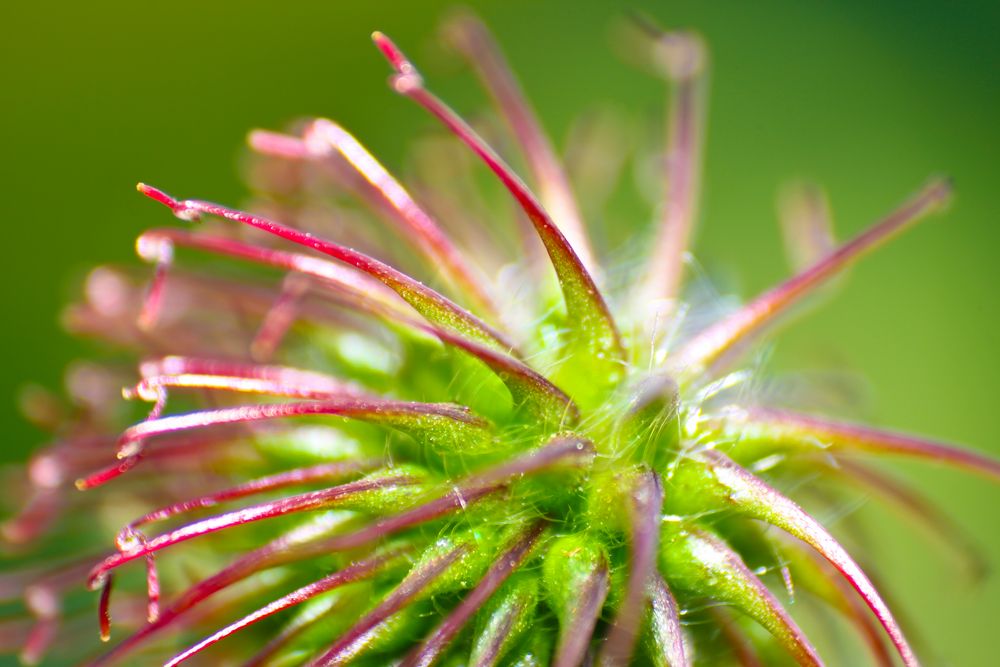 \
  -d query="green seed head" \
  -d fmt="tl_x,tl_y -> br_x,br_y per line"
1,10 -> 995,667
